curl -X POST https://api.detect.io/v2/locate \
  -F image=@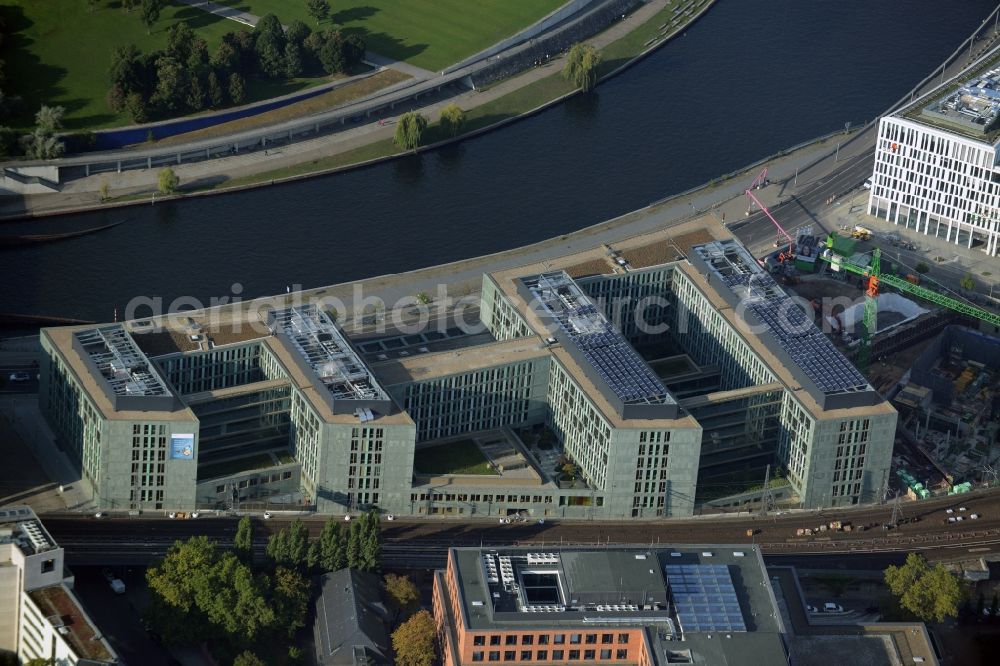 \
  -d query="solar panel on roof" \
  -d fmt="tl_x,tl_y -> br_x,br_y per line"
665,564 -> 746,633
